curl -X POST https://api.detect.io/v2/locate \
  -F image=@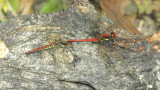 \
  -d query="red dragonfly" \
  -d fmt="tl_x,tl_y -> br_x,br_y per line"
25,40 -> 70,54
67,32 -> 116,43
25,32 -> 117,54
25,0 -> 142,54
25,12 -> 140,54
